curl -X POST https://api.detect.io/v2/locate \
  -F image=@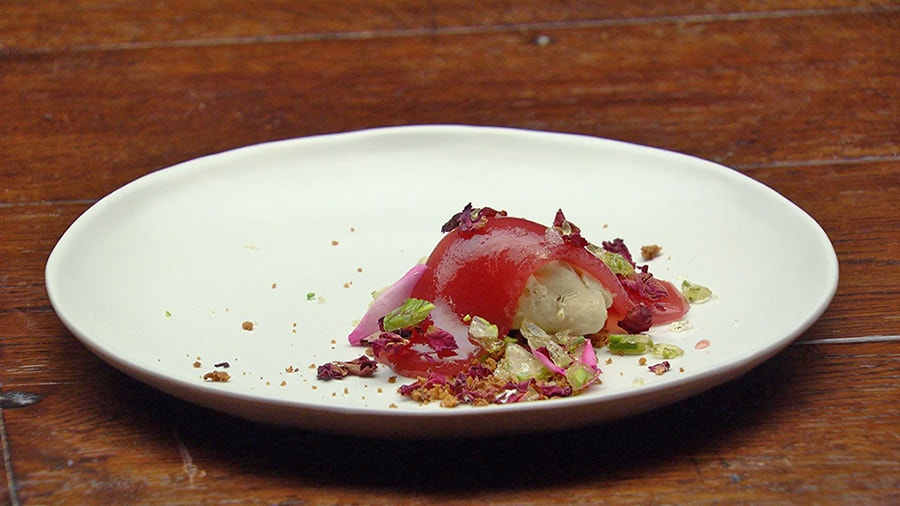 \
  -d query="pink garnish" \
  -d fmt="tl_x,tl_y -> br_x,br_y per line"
363,331 -> 409,357
601,238 -> 635,267
694,339 -> 710,350
580,341 -> 599,368
398,371 -> 447,396
552,209 -> 589,247
620,272 -> 669,300
440,202 -> 507,235
424,326 -> 457,353
526,380 -> 573,399
316,355 -> 378,380
618,304 -> 653,334
348,264 -> 428,345
530,346 -> 566,375
649,361 -> 671,375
